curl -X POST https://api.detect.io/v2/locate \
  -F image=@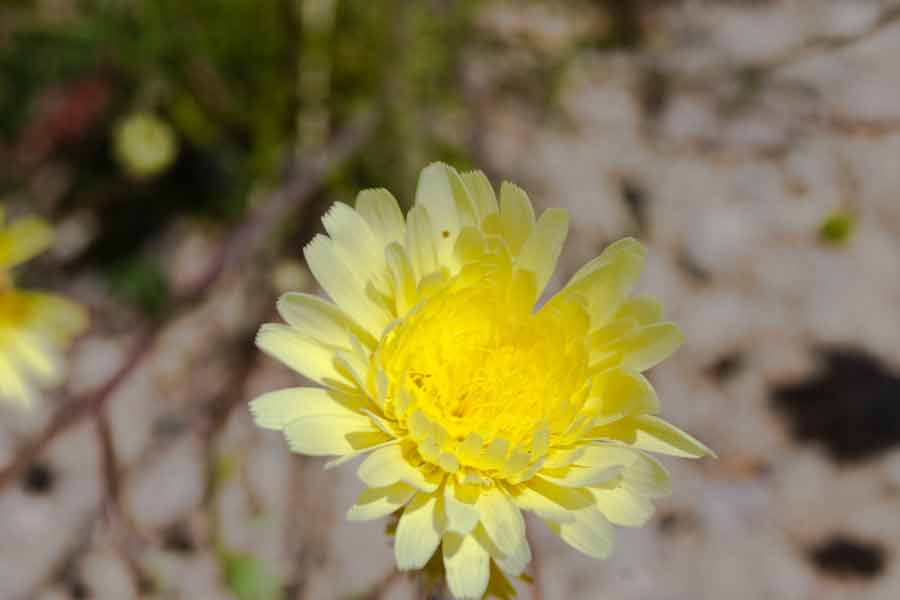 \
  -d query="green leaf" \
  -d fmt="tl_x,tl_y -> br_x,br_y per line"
221,551 -> 283,600
107,257 -> 170,316
819,211 -> 857,245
